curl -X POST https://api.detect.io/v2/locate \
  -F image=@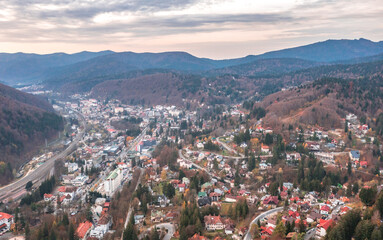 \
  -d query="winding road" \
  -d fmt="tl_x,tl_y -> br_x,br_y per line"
217,138 -> 245,158
244,207 -> 283,240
